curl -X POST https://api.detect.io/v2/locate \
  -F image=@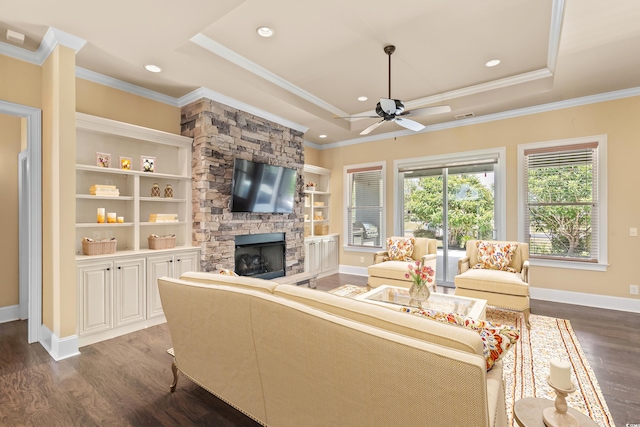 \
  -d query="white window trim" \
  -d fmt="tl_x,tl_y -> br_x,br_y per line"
393,147 -> 507,240
518,134 -> 608,271
343,161 -> 386,253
